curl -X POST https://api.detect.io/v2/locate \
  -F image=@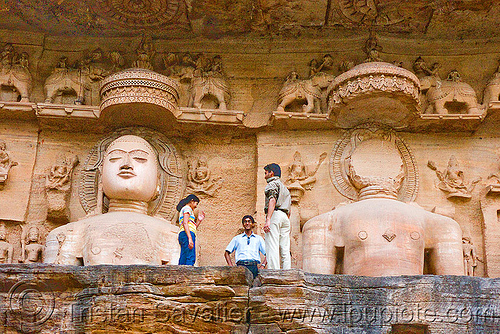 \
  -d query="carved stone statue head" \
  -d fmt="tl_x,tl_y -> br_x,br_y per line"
28,226 -> 39,243
81,128 -> 183,221
102,135 -> 159,203
447,70 -> 461,82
